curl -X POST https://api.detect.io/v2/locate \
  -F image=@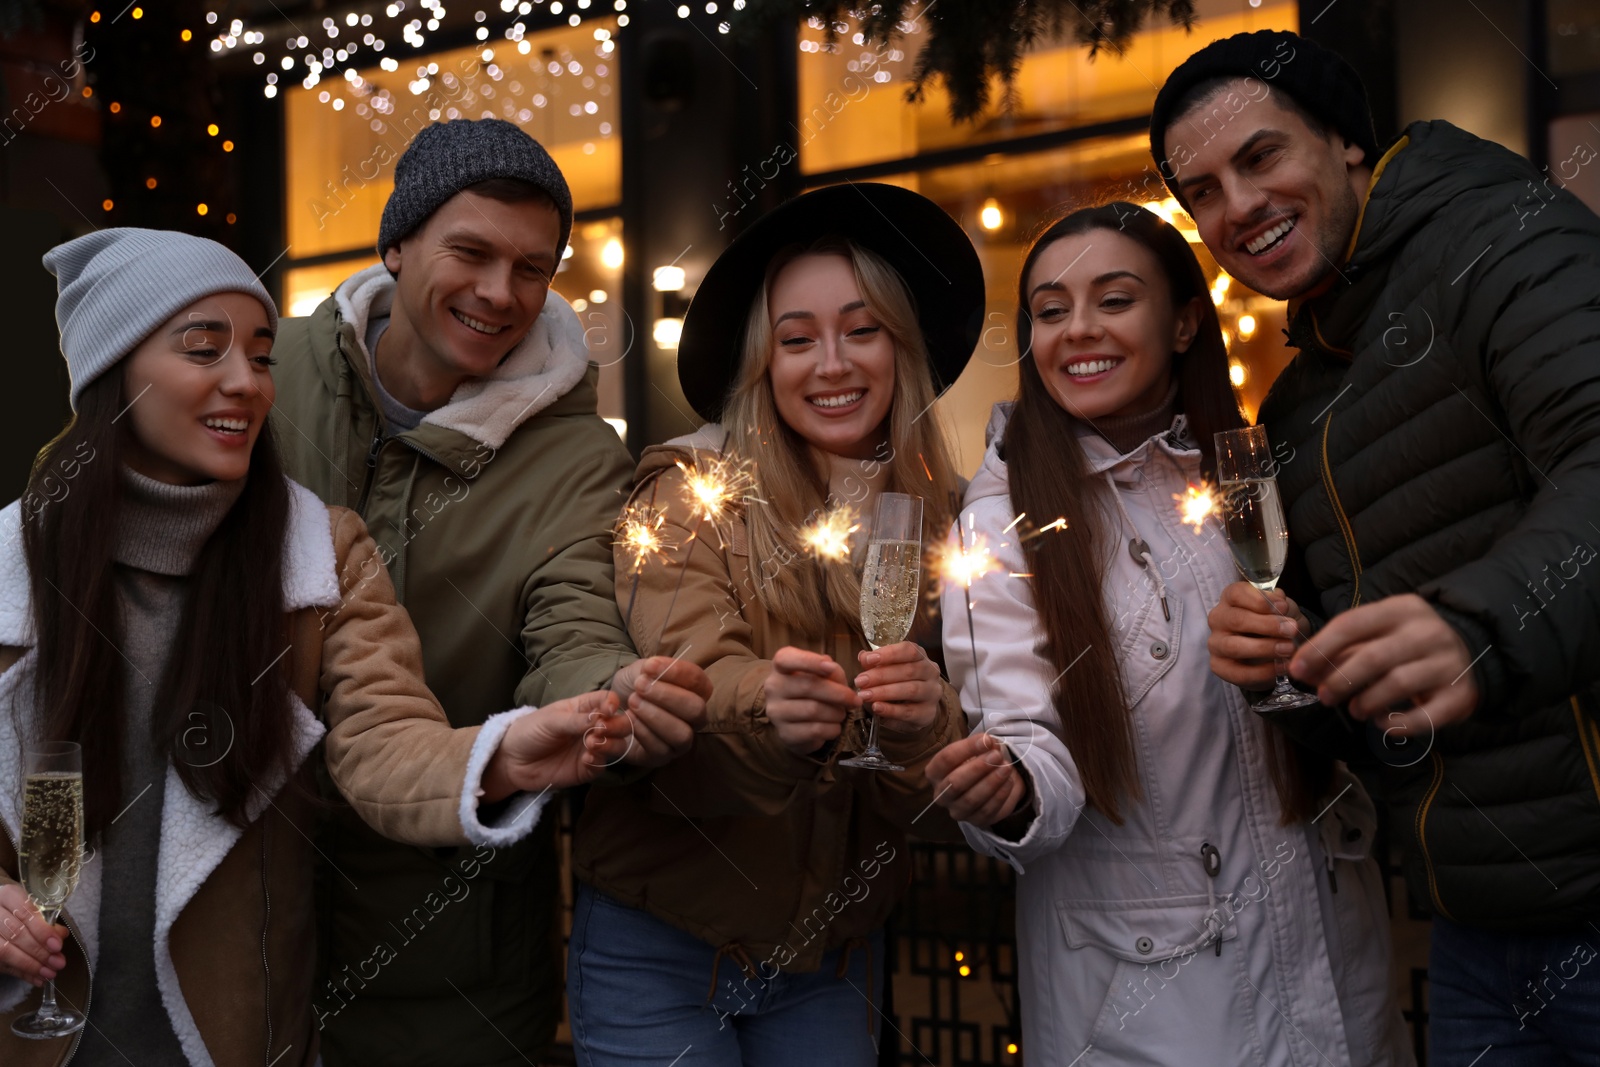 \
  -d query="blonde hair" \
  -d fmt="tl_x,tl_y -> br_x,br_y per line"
721,237 -> 962,634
